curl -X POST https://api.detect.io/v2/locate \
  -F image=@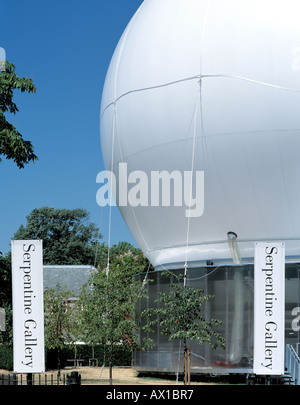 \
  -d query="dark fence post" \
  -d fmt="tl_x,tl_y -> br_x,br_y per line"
13,373 -> 18,386
66,371 -> 81,385
27,373 -> 33,385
